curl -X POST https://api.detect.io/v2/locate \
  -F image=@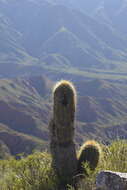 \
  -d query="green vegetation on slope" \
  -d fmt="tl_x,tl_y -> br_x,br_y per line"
0,140 -> 126,190
0,152 -> 57,190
